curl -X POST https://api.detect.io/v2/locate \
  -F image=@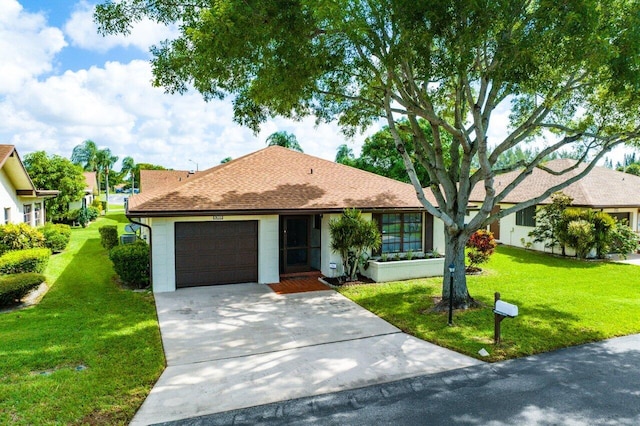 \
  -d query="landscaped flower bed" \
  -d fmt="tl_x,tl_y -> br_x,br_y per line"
363,254 -> 445,282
